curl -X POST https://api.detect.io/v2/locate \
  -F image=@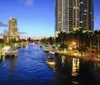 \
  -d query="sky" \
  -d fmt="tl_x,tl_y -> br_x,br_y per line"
0,0 -> 100,39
